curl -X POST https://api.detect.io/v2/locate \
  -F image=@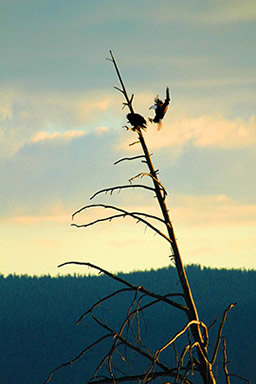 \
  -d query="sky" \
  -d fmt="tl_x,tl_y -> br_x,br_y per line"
1,0 -> 256,276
